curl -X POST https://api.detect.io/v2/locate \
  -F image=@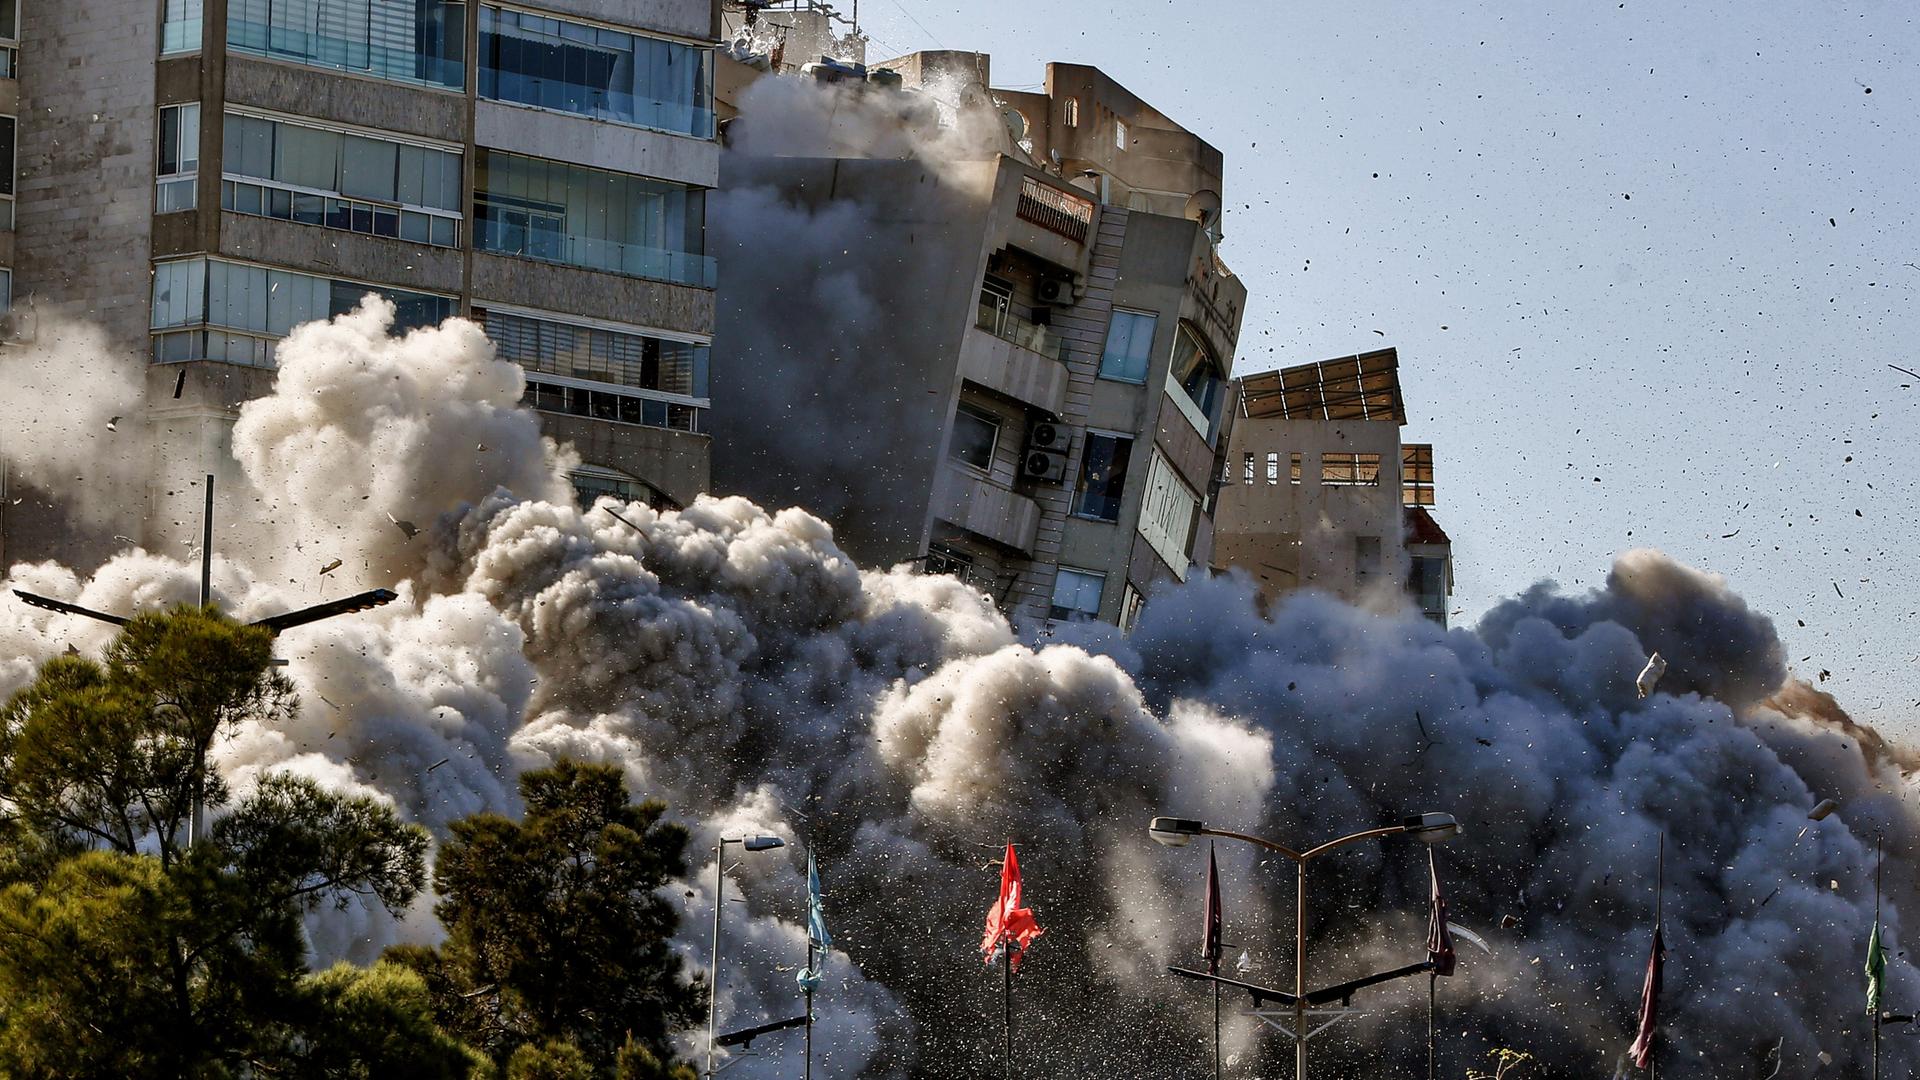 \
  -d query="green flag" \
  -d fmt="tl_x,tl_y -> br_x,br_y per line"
1867,920 -> 1887,1017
